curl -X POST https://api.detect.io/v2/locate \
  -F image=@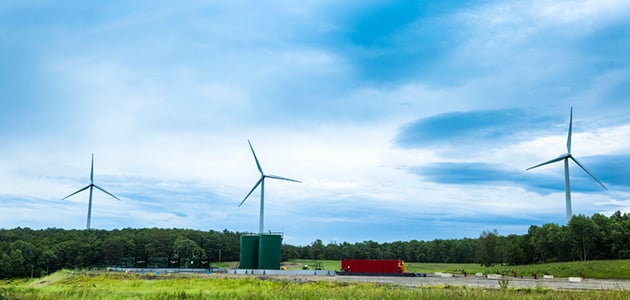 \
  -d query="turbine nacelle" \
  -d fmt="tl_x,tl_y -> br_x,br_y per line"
526,153 -> 571,171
